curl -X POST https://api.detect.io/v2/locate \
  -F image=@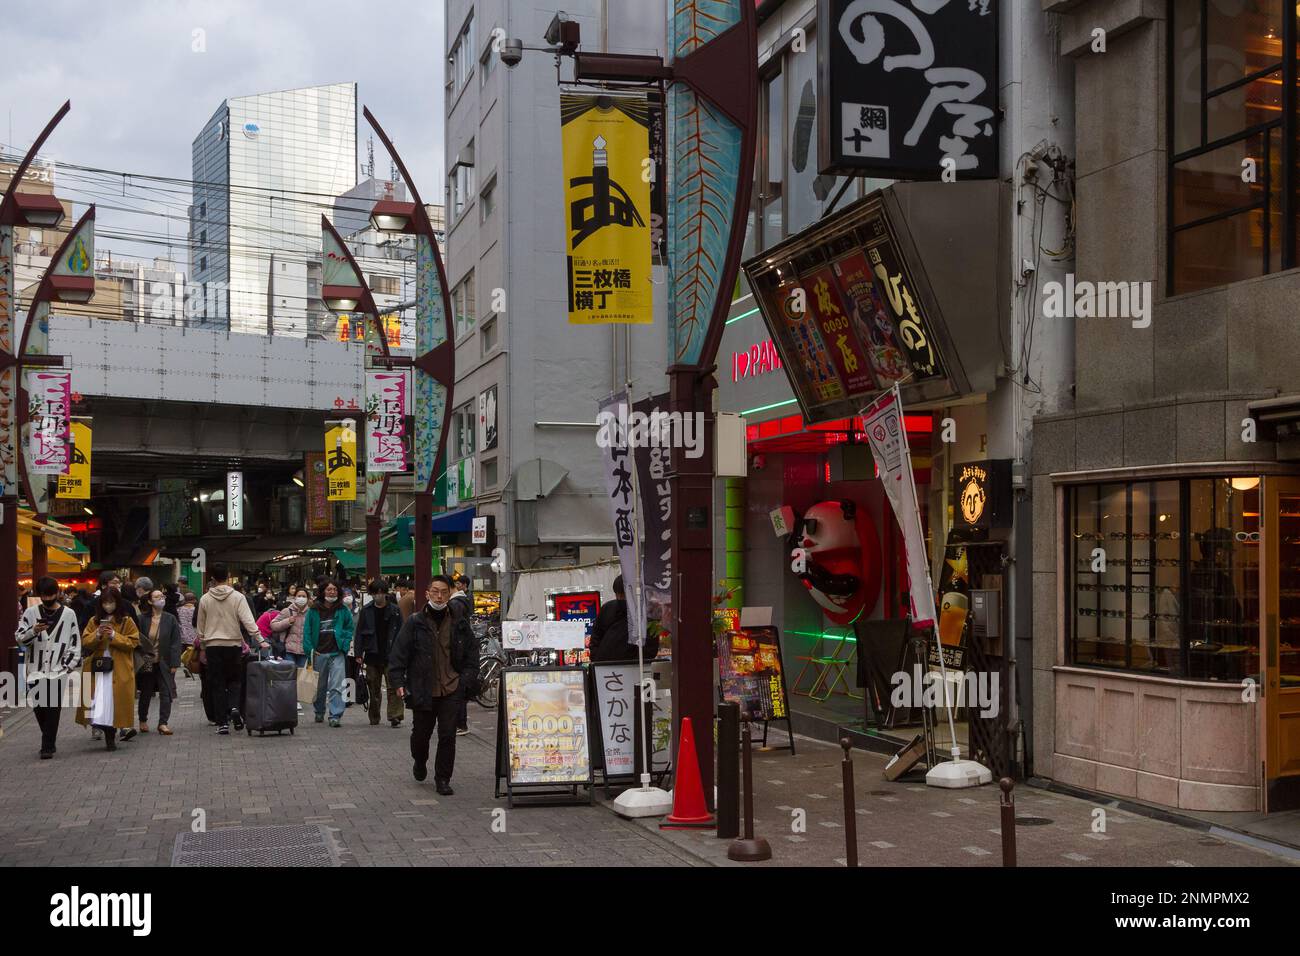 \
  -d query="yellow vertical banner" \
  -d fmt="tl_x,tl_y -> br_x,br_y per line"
326,419 -> 357,501
562,92 -> 653,324
56,420 -> 92,499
